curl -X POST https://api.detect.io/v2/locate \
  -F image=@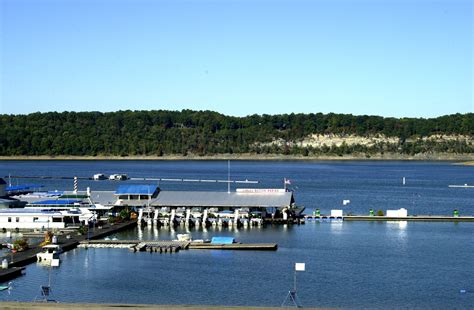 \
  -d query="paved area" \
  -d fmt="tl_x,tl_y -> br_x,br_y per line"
0,302 -> 333,310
